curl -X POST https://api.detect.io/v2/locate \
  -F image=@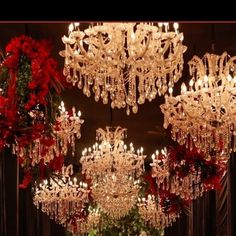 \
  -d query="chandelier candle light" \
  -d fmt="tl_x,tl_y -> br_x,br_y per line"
161,52 -> 236,160
60,22 -> 187,115
80,126 -> 146,219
